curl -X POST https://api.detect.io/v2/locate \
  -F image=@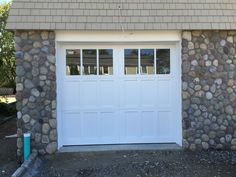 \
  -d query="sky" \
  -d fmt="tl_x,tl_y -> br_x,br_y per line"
0,0 -> 12,3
